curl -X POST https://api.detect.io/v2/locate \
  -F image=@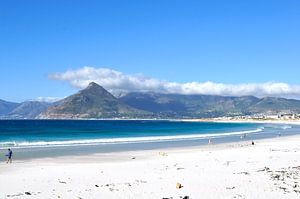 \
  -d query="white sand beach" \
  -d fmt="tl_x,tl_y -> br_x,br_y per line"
1,135 -> 300,199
